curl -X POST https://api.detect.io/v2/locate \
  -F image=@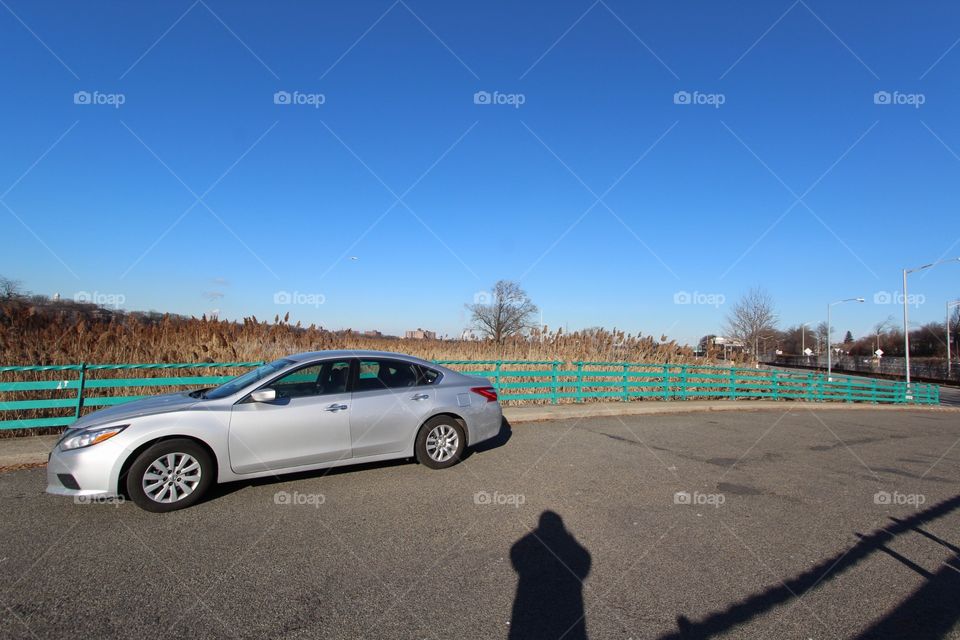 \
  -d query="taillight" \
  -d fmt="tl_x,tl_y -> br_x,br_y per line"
470,386 -> 498,402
